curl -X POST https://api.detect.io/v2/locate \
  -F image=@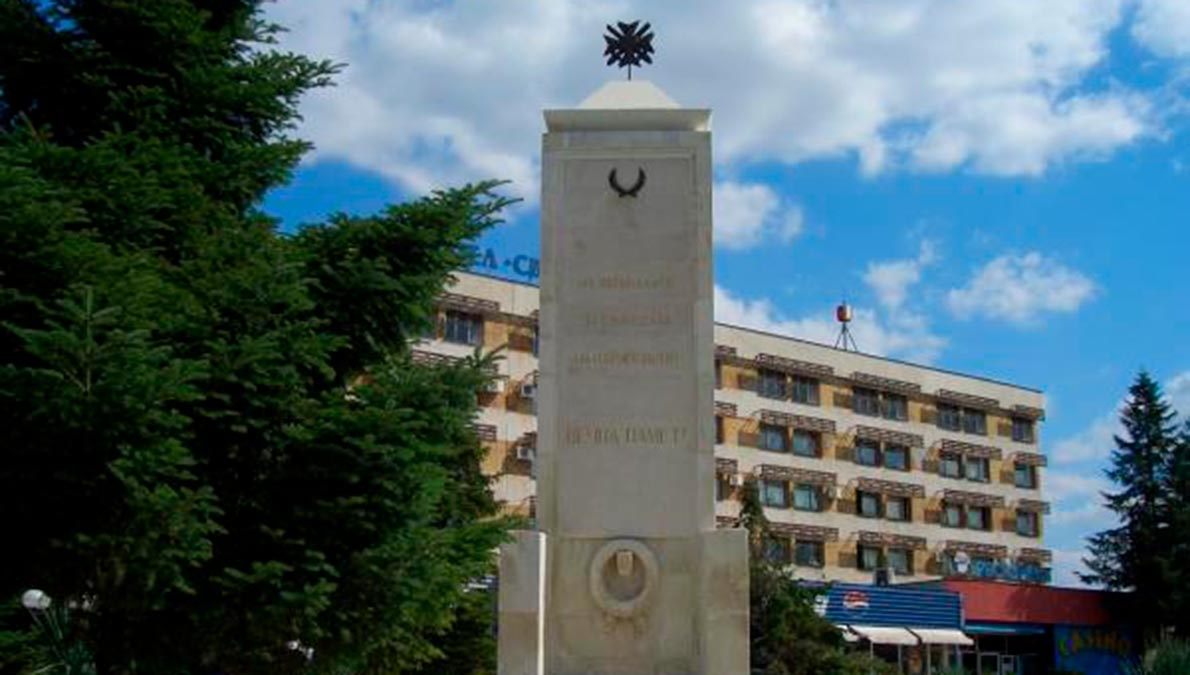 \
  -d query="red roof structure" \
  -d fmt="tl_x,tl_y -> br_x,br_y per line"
939,580 -> 1123,626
